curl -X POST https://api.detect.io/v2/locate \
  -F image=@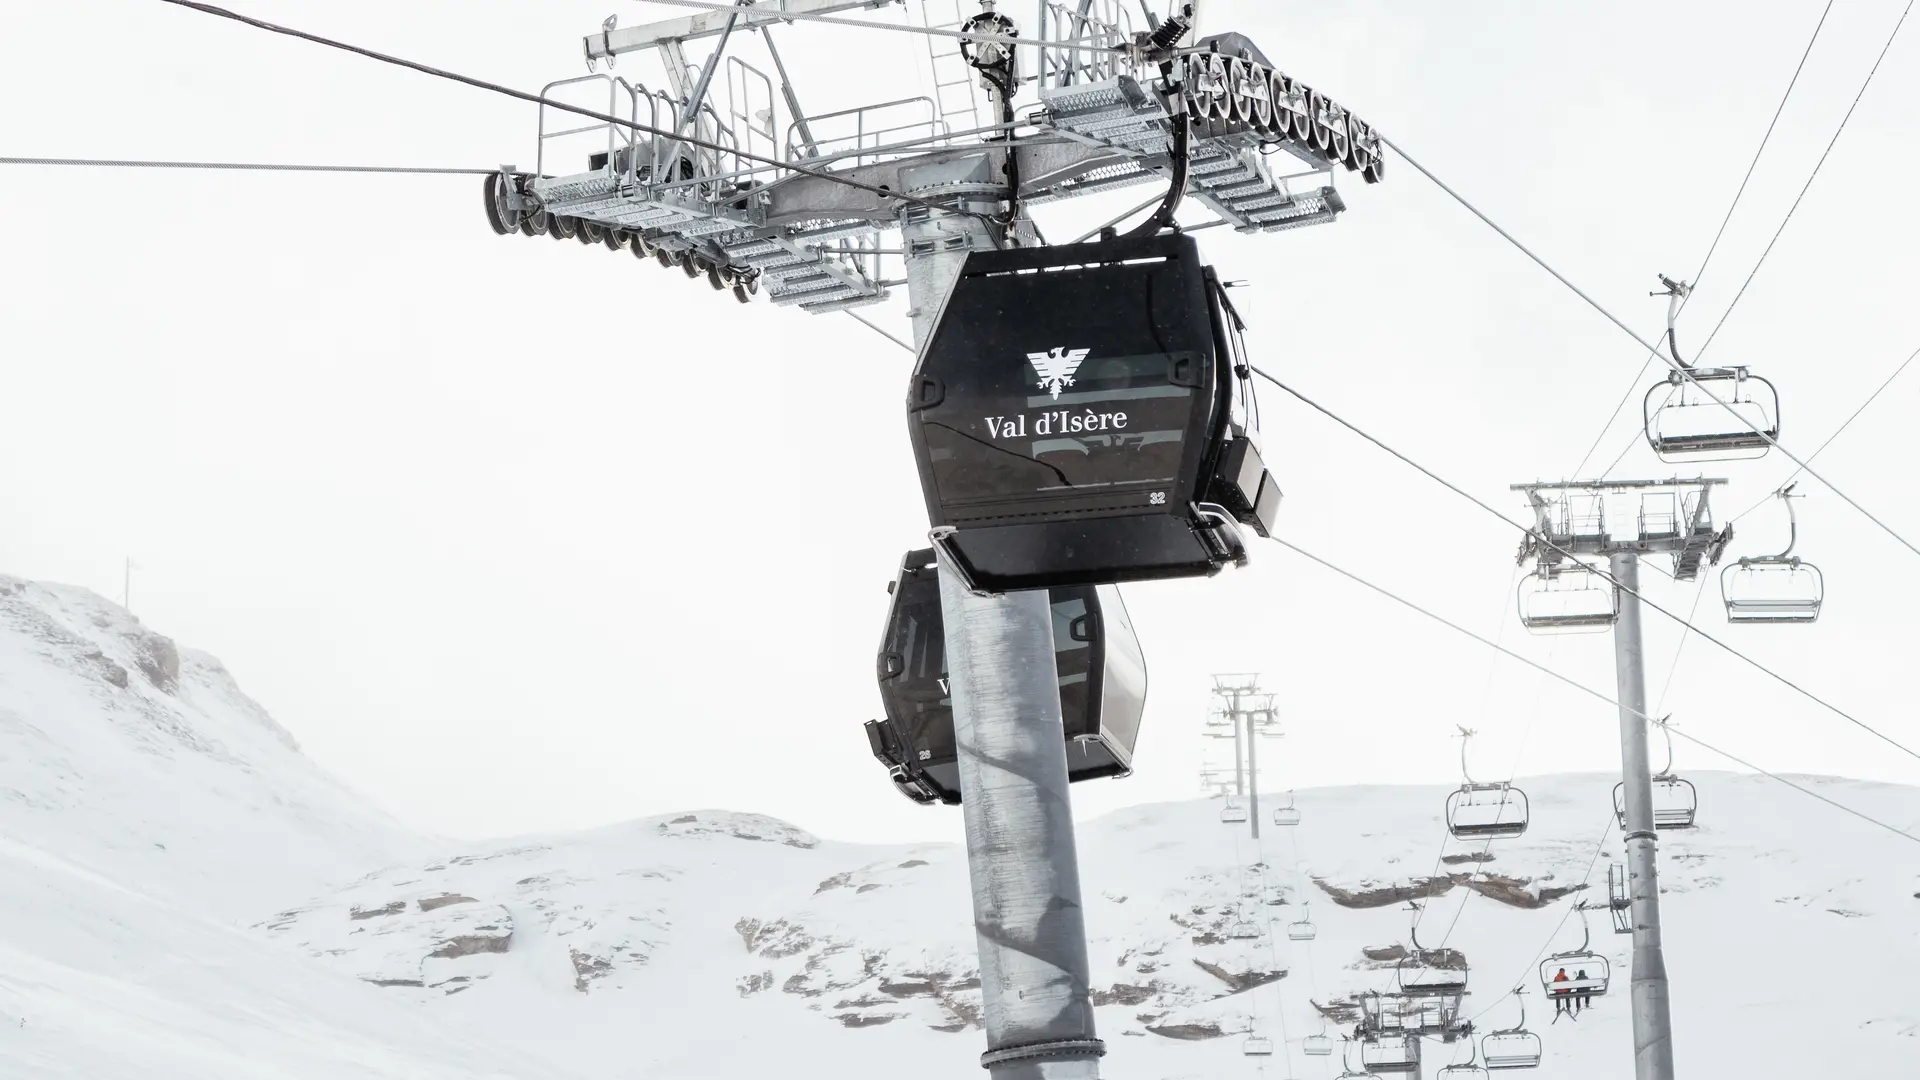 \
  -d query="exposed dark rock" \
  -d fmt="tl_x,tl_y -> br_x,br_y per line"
349,901 -> 406,920
418,894 -> 477,913
898,859 -> 929,869
856,884 -> 884,894
364,978 -> 424,988
670,815 -> 698,824
429,933 -> 511,959
570,949 -> 614,992
737,971 -> 775,997
1147,1023 -> 1225,1041
133,631 -> 180,692
1192,959 -> 1285,994
836,1012 -> 900,1028
1442,852 -> 1495,865
1091,983 -> 1160,1007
